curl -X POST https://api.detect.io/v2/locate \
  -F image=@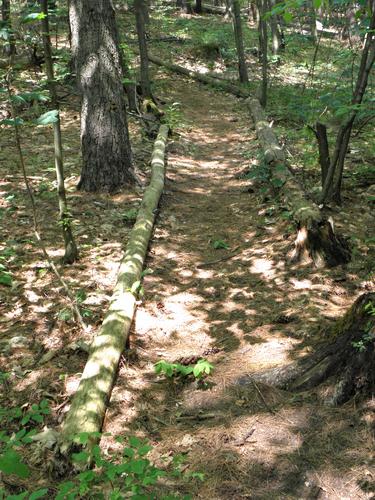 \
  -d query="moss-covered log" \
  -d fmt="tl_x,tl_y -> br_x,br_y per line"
238,293 -> 375,405
201,3 -> 227,14
247,97 -> 350,267
60,125 -> 169,453
148,54 -> 249,98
